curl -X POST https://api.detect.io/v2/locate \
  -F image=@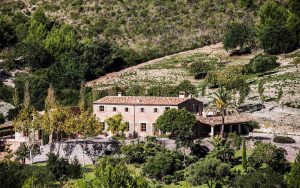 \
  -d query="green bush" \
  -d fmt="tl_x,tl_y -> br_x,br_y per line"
46,153 -> 82,181
245,54 -> 279,74
273,136 -> 296,144
162,175 -> 174,184
189,60 -> 217,79
121,140 -> 164,164
0,162 -> 51,188
0,82 -> 13,103
93,156 -> 149,188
